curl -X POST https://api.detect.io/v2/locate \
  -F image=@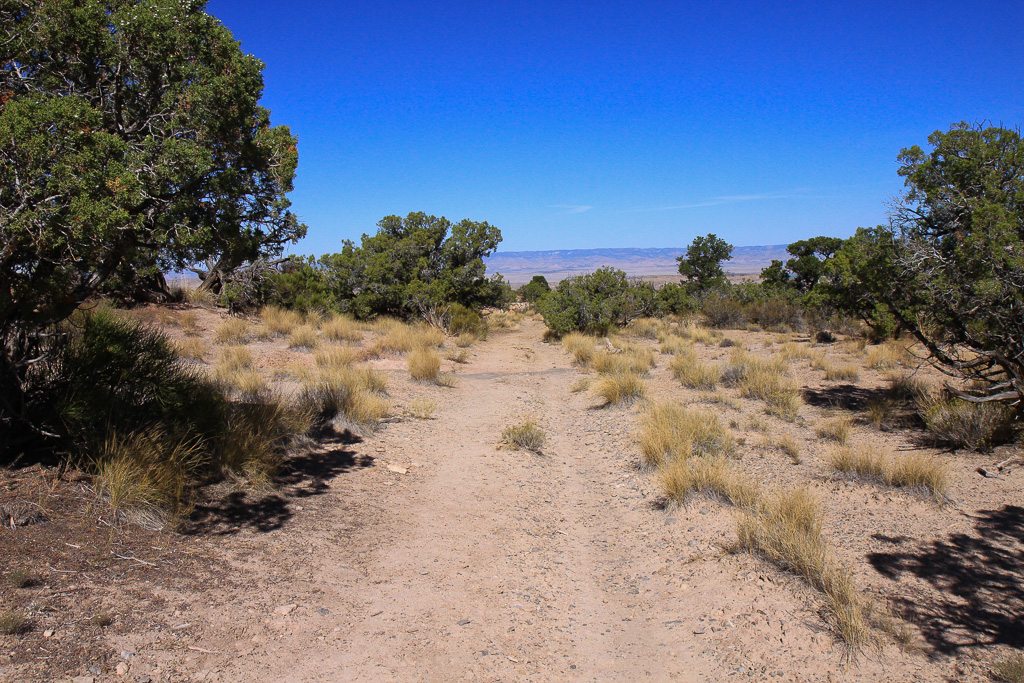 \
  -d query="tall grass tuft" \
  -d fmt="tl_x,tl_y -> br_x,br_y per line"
260,305 -> 304,336
638,401 -> 734,468
502,420 -> 546,452
408,348 -> 442,381
563,332 -> 597,366
321,314 -> 363,343
593,372 -> 647,406
299,366 -> 391,430
288,324 -> 320,350
919,397 -> 1016,451
214,317 -> 250,345
816,416 -> 854,445
829,446 -> 949,499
